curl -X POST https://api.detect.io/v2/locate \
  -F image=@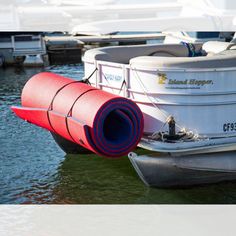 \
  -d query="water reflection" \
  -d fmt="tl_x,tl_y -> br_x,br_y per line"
53,151 -> 236,204
53,153 -> 147,204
